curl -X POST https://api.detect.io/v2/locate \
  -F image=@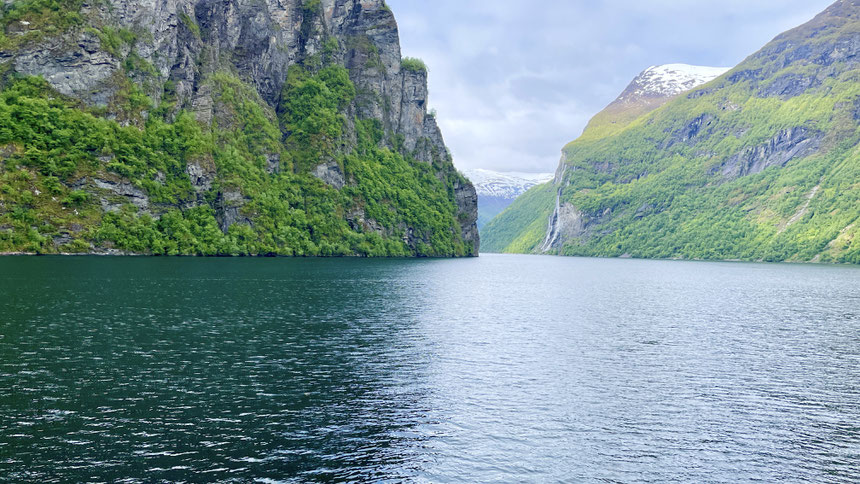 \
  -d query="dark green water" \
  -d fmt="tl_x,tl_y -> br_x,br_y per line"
1,255 -> 858,482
